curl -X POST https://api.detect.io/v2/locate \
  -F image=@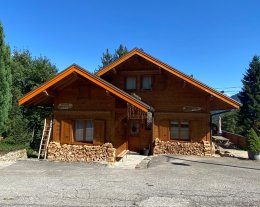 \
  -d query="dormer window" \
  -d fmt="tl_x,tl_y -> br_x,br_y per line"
142,76 -> 152,90
126,77 -> 136,90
